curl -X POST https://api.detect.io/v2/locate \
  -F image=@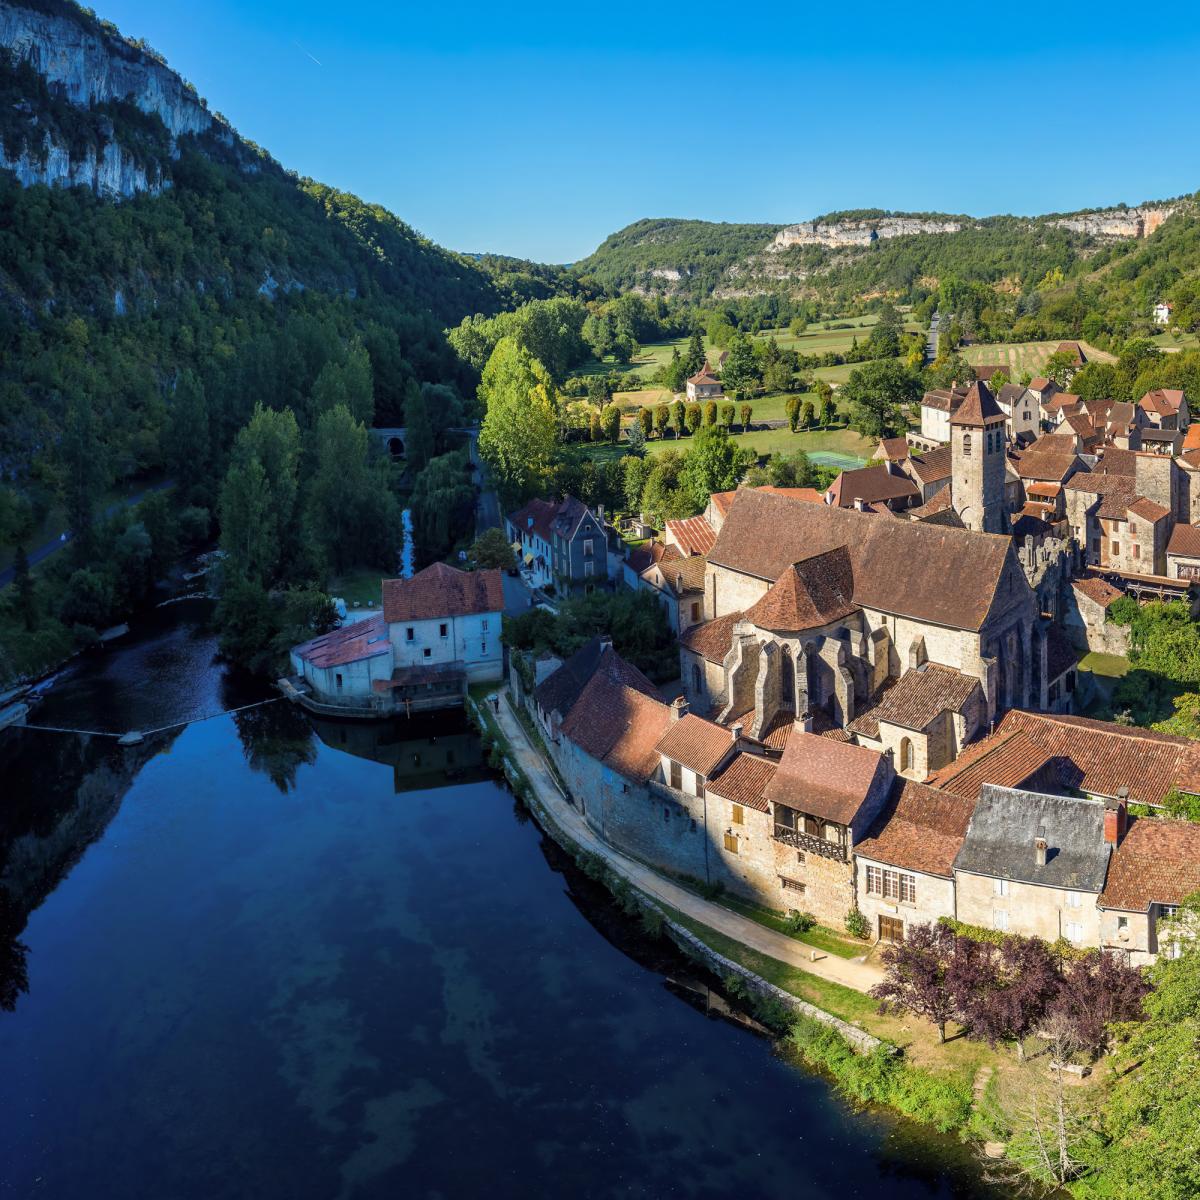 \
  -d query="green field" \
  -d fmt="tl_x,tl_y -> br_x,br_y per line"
962,339 -> 1116,377
580,424 -> 873,468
